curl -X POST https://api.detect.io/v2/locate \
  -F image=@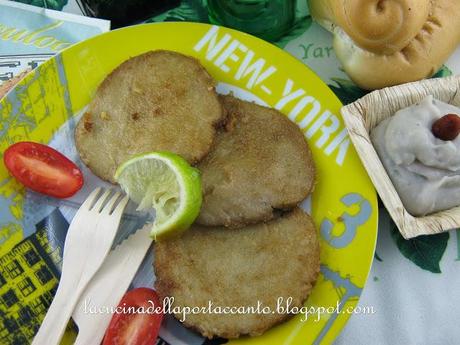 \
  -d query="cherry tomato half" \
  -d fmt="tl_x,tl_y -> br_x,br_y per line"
3,141 -> 83,198
102,288 -> 163,345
